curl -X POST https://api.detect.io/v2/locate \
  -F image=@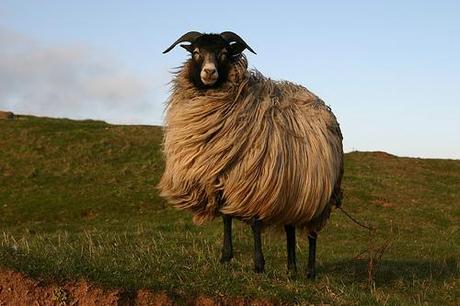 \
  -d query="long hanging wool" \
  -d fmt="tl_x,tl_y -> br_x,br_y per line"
158,55 -> 343,231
